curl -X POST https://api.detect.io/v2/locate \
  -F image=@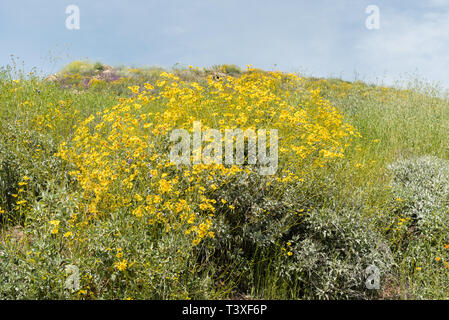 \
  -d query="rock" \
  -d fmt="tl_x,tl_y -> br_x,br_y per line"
45,74 -> 58,82
212,71 -> 227,81
102,64 -> 114,72
100,69 -> 120,82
